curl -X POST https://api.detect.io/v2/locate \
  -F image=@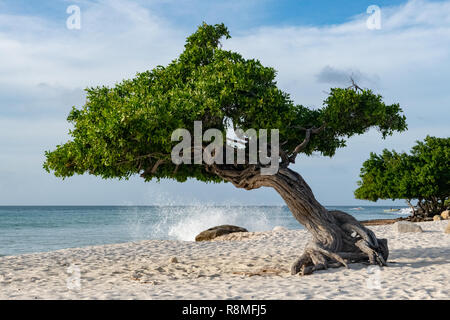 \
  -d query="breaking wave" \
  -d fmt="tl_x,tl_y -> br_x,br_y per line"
150,204 -> 286,241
